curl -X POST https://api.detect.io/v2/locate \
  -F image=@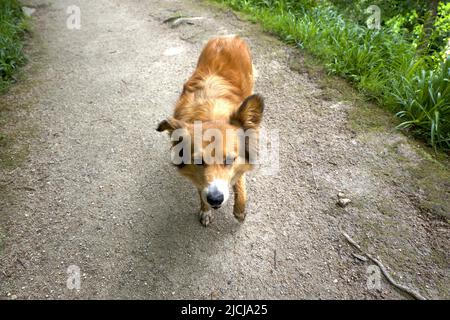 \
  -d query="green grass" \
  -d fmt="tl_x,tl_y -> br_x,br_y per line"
214,0 -> 450,151
393,59 -> 450,149
0,0 -> 28,92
